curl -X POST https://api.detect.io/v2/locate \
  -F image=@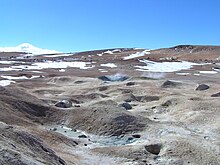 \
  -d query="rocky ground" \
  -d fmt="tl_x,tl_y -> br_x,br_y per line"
0,45 -> 220,165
